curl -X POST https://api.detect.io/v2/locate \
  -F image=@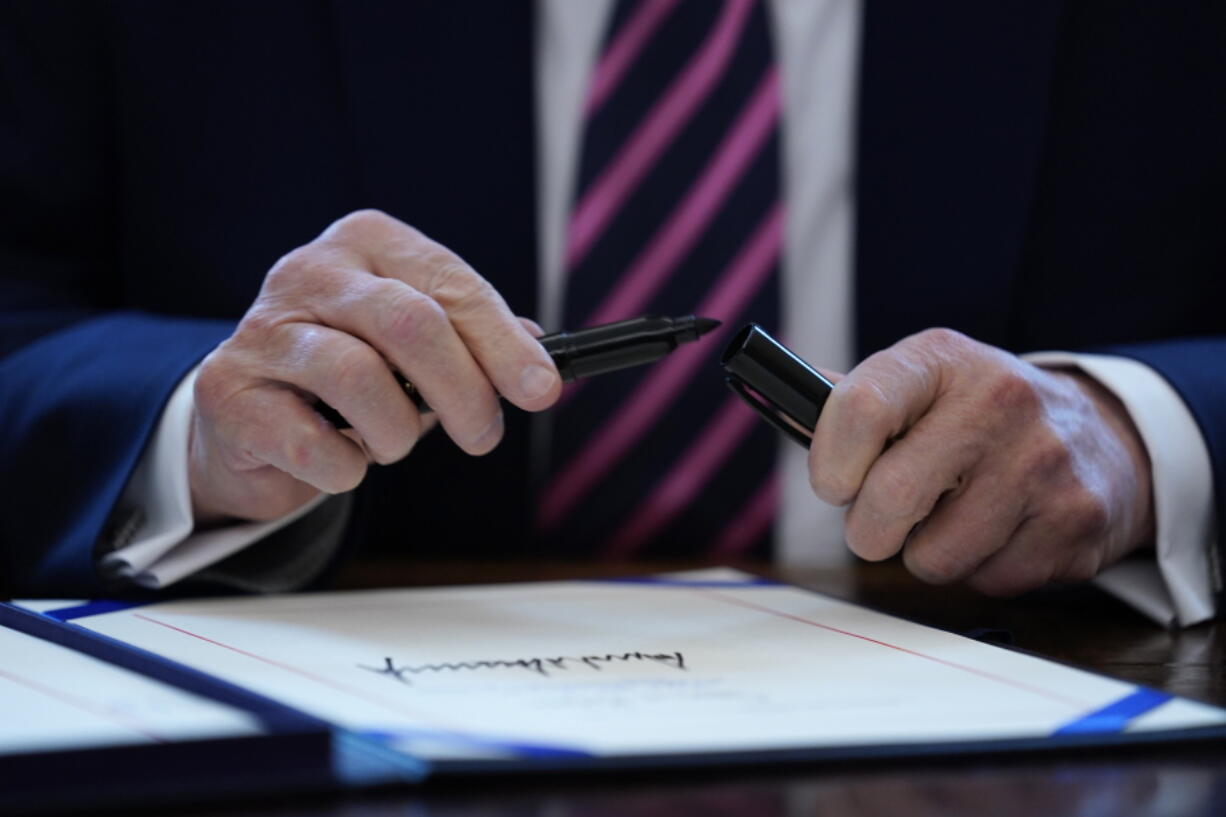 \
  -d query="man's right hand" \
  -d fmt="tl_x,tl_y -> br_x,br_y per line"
189,210 -> 561,525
